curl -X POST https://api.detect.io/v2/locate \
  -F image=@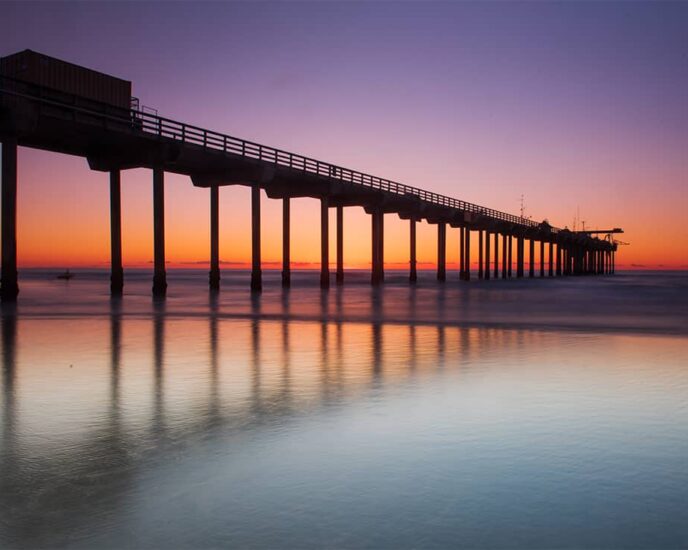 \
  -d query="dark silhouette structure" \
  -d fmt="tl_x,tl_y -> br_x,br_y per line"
0,50 -> 620,300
